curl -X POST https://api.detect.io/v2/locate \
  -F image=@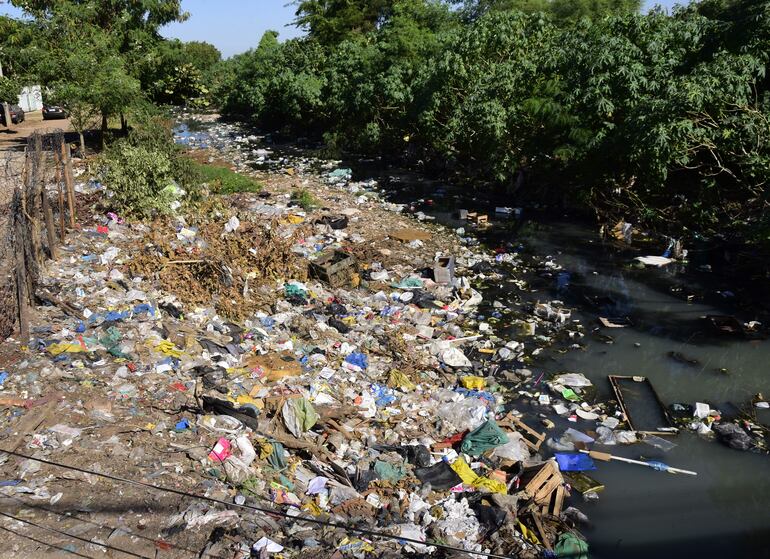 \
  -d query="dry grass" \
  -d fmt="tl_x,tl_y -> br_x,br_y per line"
125,217 -> 309,320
